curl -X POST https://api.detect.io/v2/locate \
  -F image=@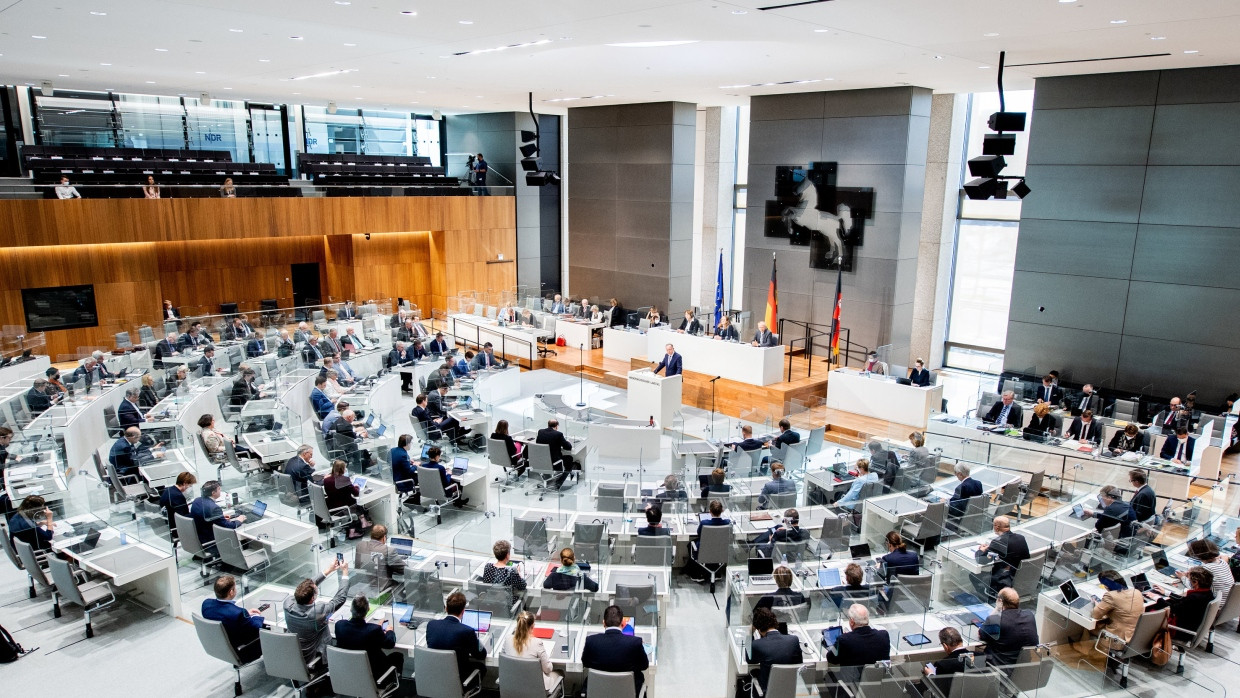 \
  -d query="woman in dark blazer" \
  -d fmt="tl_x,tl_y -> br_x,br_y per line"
323,458 -> 364,538
490,419 -> 525,474
1023,402 -> 1056,438
880,531 -> 920,578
